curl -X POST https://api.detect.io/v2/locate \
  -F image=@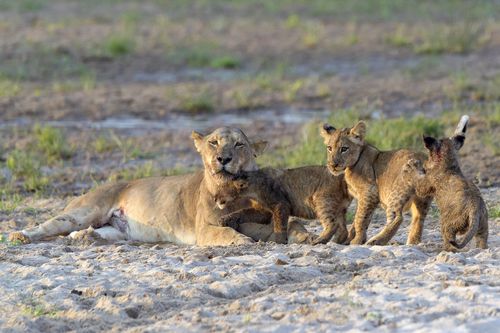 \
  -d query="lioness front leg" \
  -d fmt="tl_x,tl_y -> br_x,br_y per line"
8,207 -> 104,244
350,196 -> 378,245
196,224 -> 254,246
